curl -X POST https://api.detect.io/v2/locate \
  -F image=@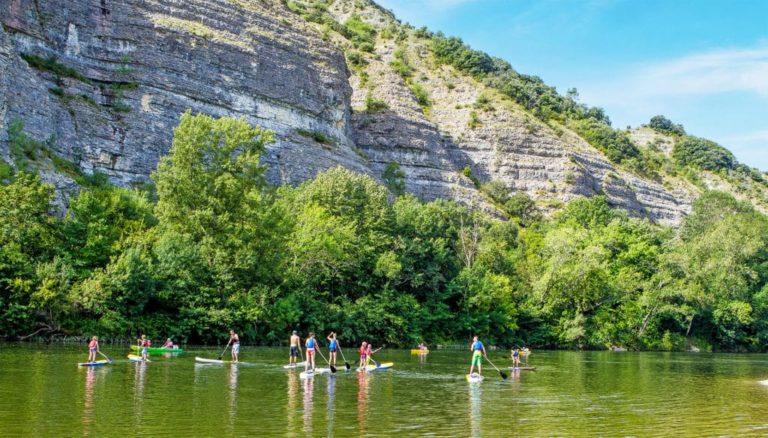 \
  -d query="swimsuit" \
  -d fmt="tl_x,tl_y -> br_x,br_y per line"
329,339 -> 338,353
306,339 -> 316,356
